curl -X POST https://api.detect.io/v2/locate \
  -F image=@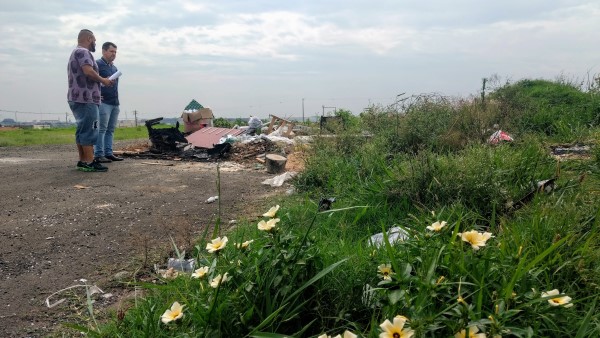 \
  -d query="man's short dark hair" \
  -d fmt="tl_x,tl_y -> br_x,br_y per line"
102,42 -> 117,50
78,29 -> 94,40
